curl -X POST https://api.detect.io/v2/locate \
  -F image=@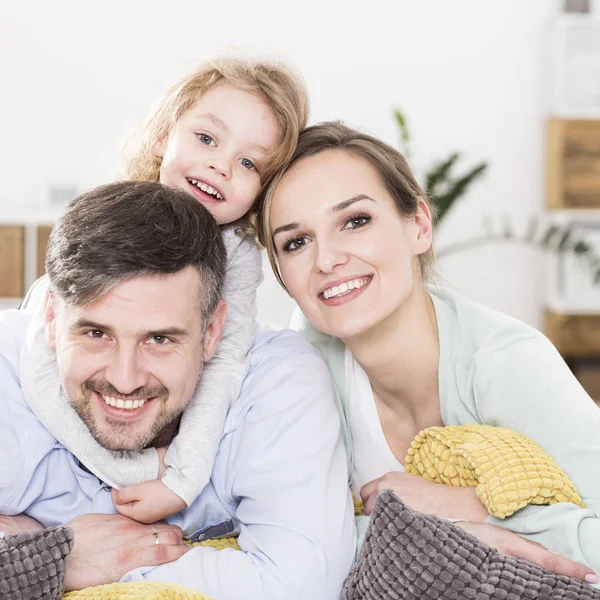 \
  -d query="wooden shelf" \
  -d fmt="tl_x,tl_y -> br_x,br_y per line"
546,118 -> 600,209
